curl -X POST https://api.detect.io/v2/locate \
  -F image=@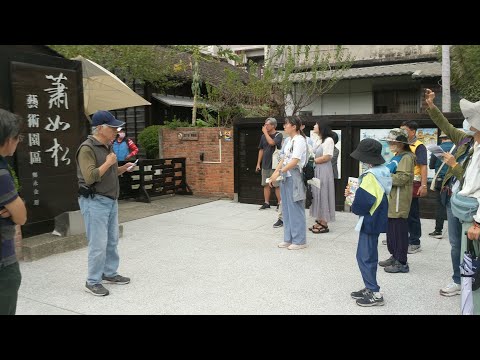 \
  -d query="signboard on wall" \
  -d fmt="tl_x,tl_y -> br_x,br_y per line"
359,128 -> 438,179
11,62 -> 82,225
